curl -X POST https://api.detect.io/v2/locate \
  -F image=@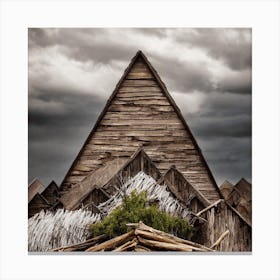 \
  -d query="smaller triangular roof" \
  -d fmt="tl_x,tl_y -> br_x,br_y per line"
60,157 -> 128,210
60,147 -> 162,210
28,178 -> 45,203
233,178 -> 251,202
220,180 -> 233,188
220,180 -> 234,200
29,192 -> 50,206
41,180 -> 59,206
158,165 -> 209,208
28,192 -> 51,218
